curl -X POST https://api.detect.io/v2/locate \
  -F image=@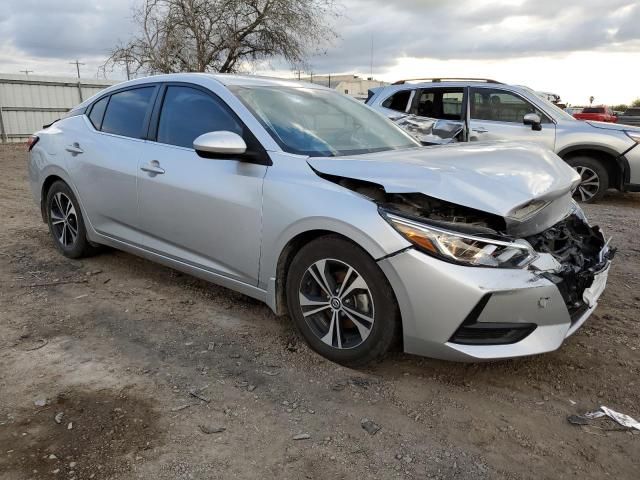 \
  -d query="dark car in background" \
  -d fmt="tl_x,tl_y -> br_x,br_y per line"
618,107 -> 640,127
